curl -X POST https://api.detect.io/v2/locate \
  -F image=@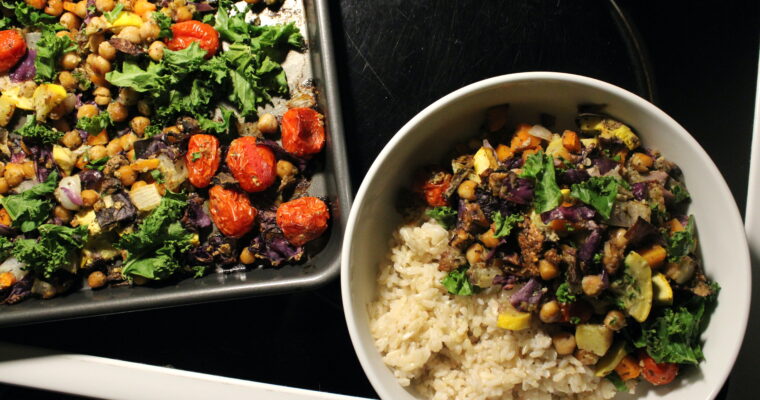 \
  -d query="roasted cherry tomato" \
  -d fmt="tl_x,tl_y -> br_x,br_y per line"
640,351 -> 679,386
414,169 -> 451,207
276,197 -> 330,246
0,30 -> 27,73
208,185 -> 257,238
185,134 -> 220,188
281,108 -> 325,157
166,21 -> 219,58
226,136 -> 277,193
